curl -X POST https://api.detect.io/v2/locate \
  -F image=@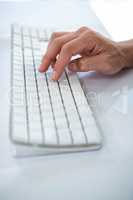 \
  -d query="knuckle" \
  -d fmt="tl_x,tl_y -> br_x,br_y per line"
88,29 -> 95,36
78,59 -> 85,69
100,63 -> 113,74
85,29 -> 95,36
106,65 -> 116,74
62,44 -> 72,54
80,65 -> 87,71
78,26 -> 88,33
53,38 -> 62,46
79,59 -> 85,66
81,29 -> 95,43
51,32 -> 59,40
